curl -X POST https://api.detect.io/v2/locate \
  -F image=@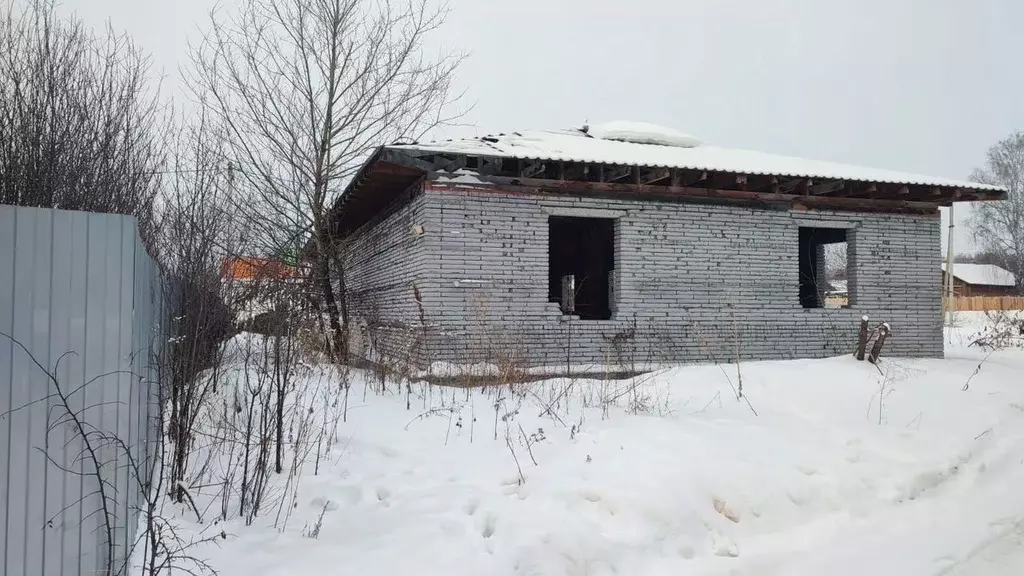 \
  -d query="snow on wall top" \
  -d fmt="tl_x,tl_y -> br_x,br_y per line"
391,125 -> 1004,192
942,263 -> 1017,287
